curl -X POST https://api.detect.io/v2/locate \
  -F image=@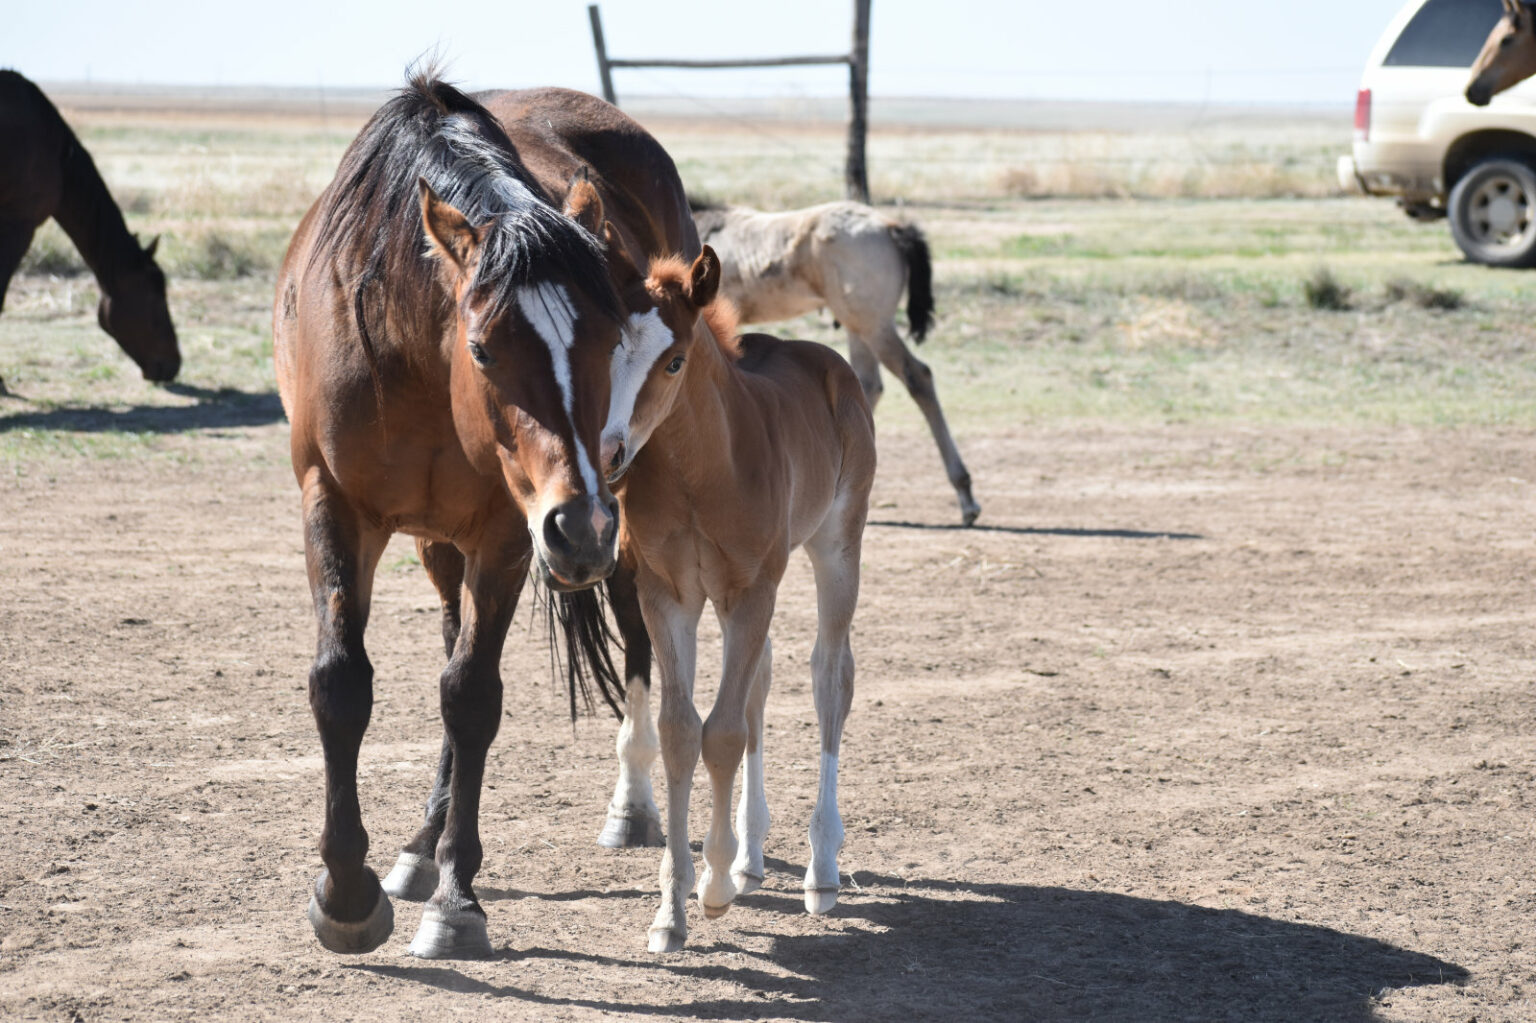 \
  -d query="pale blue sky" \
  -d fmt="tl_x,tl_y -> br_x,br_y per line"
4,0 -> 1409,105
